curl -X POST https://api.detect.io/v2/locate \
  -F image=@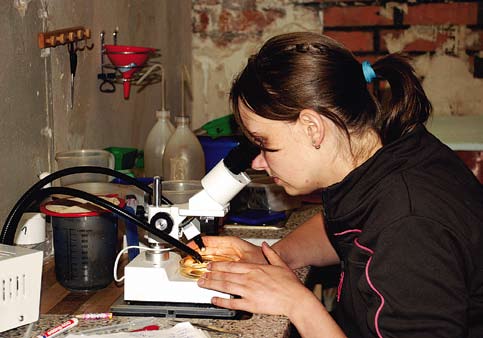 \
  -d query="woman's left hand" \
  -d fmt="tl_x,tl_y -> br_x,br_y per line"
197,241 -> 314,317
